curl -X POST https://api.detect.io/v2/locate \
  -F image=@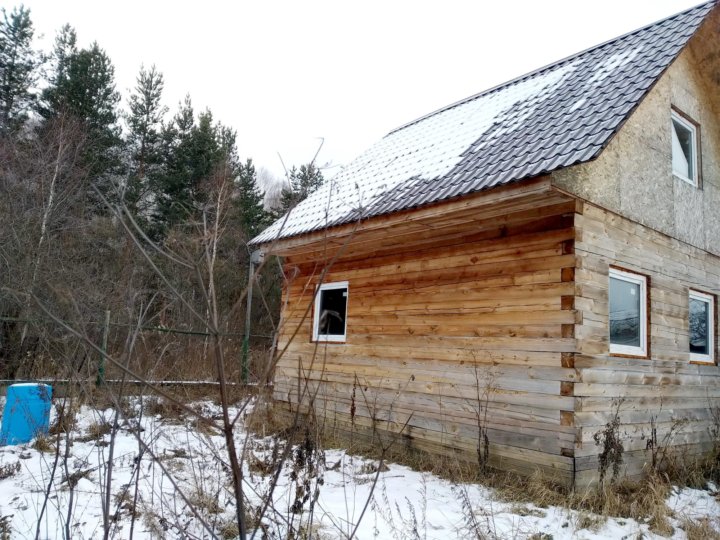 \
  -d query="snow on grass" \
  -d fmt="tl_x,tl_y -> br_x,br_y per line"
0,400 -> 717,539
